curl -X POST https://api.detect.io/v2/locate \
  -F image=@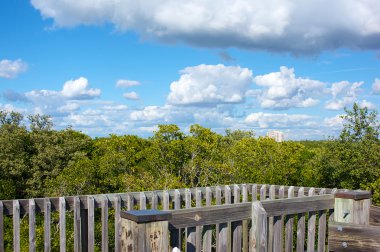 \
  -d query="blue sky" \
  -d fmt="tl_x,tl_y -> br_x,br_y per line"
1,0 -> 380,139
